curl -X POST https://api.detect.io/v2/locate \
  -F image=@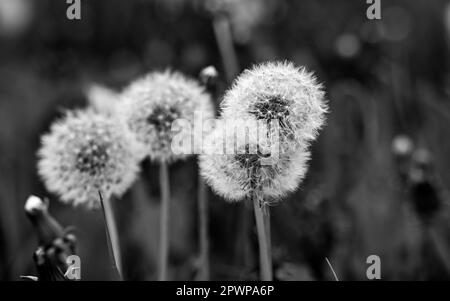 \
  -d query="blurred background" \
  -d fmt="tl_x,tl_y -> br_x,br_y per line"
1,0 -> 450,280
